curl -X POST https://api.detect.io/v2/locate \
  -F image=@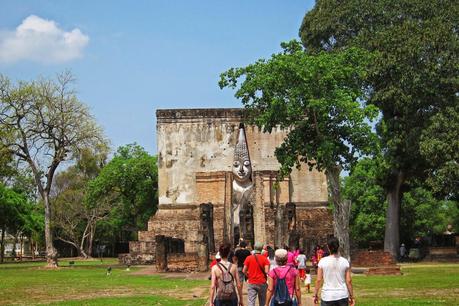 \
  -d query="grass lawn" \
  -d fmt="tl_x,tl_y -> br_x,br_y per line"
350,263 -> 459,305
0,260 -> 458,305
0,258 -> 208,305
